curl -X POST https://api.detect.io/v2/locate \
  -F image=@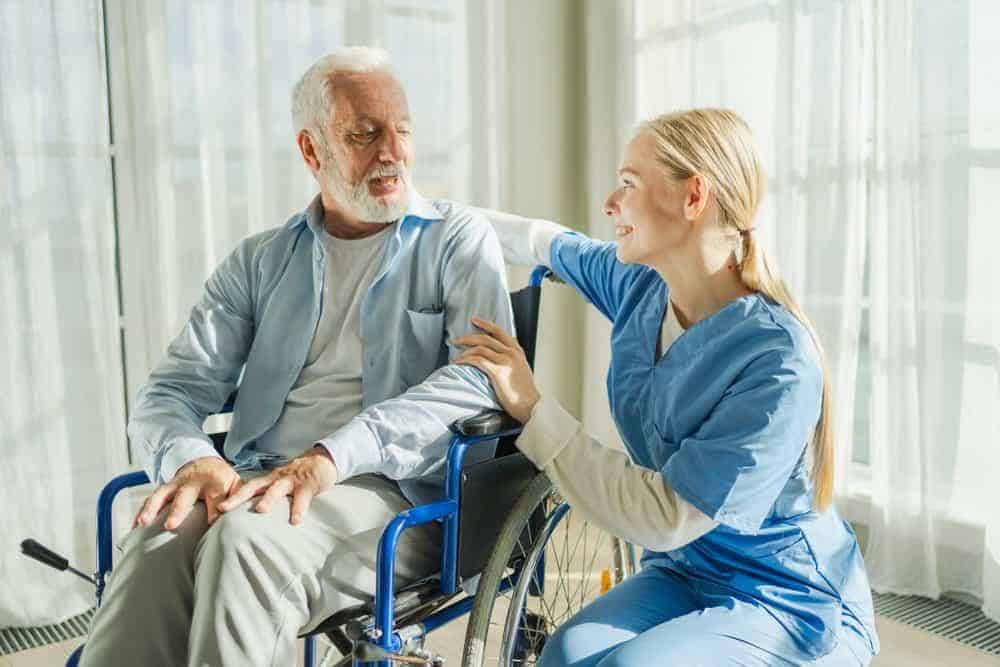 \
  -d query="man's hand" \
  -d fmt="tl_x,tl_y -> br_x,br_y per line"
217,447 -> 339,525
133,456 -> 240,531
